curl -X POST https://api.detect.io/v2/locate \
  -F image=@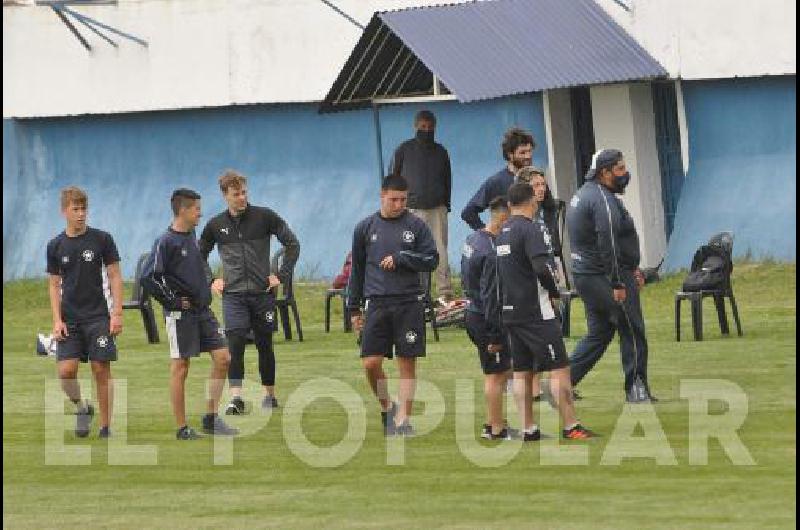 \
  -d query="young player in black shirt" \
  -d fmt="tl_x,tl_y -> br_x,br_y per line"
46,187 -> 123,438
347,175 -> 439,436
493,183 -> 594,441
142,189 -> 238,440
